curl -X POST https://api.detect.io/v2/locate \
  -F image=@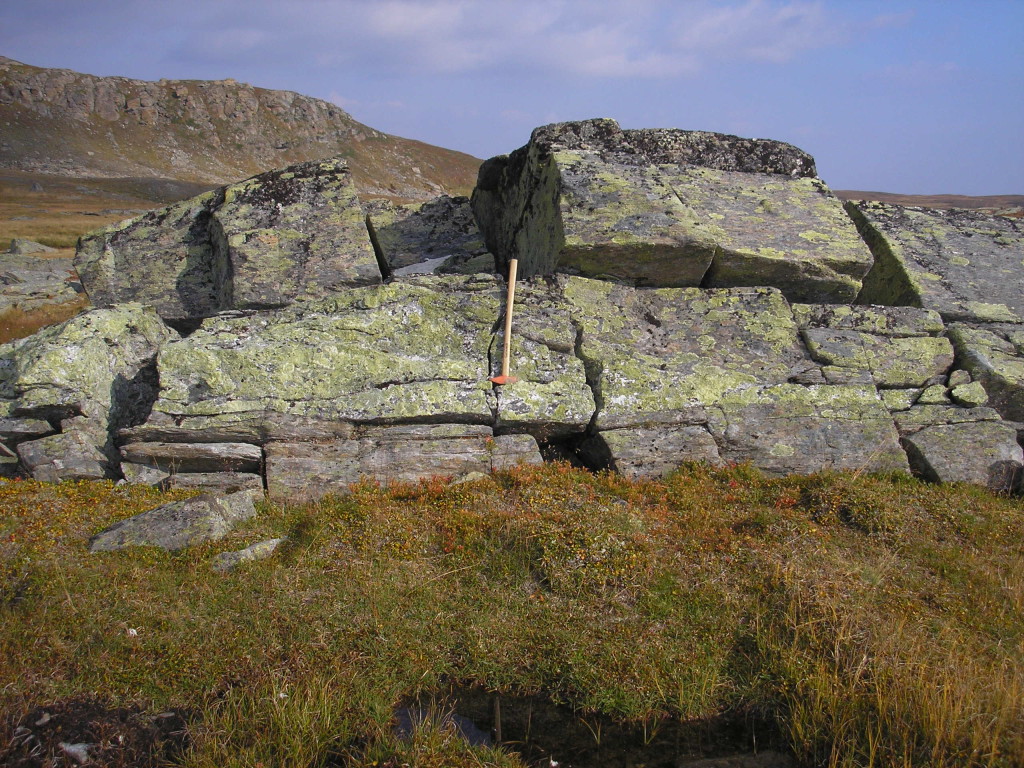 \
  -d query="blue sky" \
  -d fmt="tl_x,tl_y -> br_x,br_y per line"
1,0 -> 1021,194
